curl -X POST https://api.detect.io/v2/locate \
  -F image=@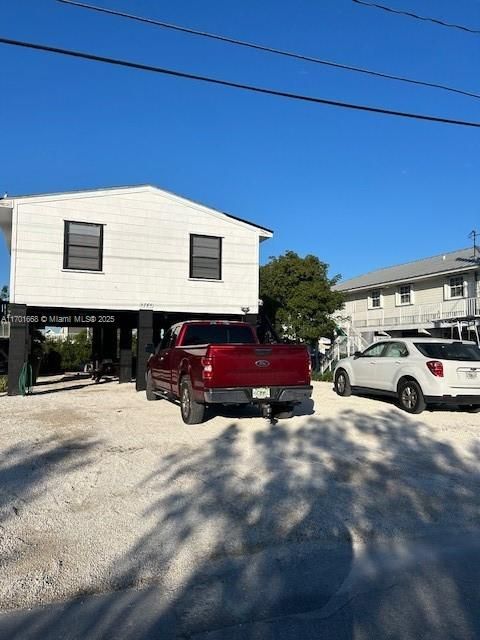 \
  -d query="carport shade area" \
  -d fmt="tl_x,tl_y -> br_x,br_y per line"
6,304 -> 254,396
